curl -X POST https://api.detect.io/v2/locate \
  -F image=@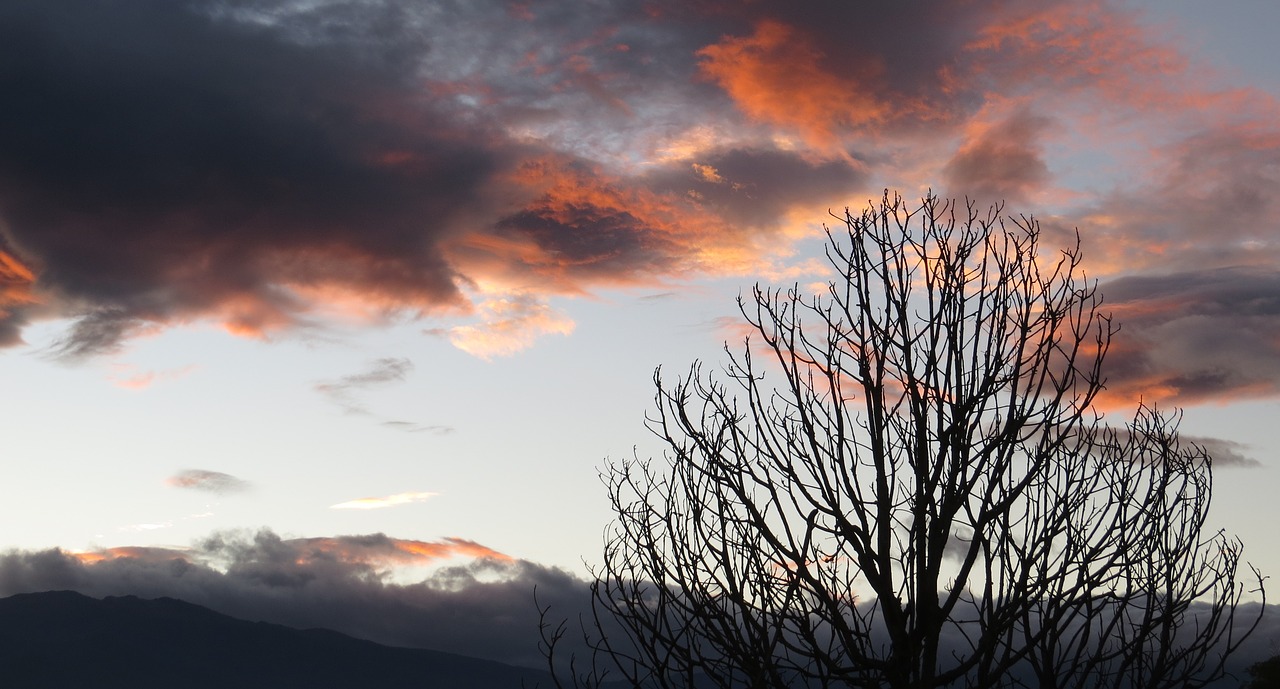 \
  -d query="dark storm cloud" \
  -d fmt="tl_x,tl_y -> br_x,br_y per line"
0,529 -> 595,668
167,469 -> 251,494
0,0 -> 502,353
1099,267 -> 1280,405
